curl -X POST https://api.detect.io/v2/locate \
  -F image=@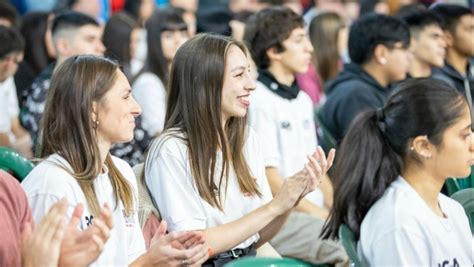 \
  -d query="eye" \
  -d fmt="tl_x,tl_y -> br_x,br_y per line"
234,72 -> 244,78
